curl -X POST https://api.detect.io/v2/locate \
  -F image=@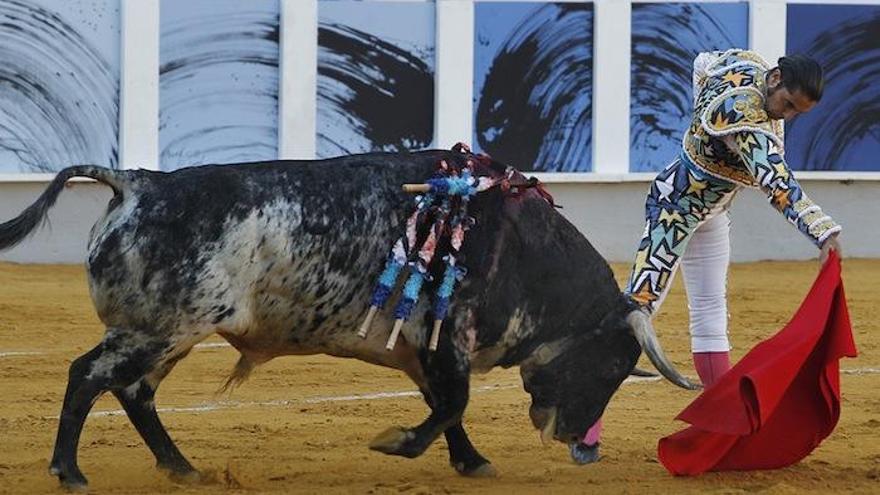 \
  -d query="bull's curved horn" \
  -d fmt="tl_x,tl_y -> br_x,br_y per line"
626,310 -> 702,390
